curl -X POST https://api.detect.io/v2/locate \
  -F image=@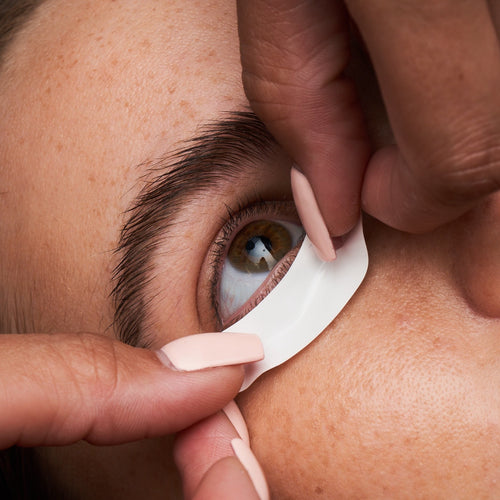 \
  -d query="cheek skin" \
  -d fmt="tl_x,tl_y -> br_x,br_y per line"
238,220 -> 500,499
